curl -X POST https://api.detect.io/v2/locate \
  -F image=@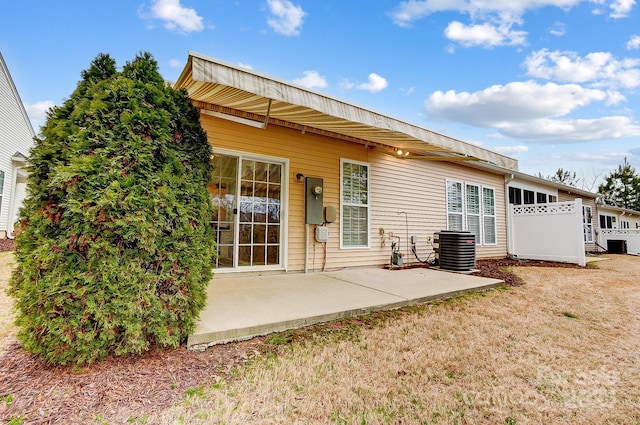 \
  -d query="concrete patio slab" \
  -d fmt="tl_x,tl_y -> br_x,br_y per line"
187,267 -> 503,348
